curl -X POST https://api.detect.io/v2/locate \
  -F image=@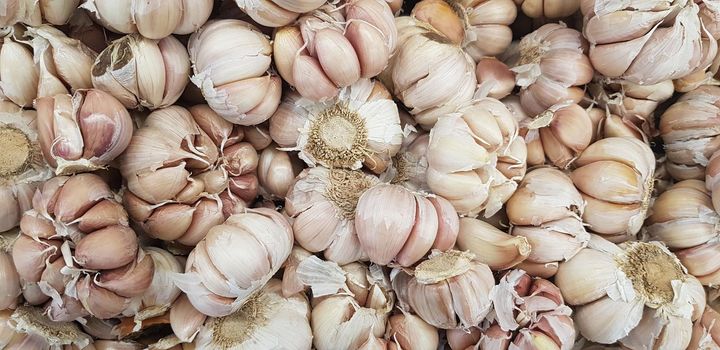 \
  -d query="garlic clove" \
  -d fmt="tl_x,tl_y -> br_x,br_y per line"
169,294 -> 206,342
476,57 -> 515,100
11,235 -> 61,282
74,225 -> 138,270
293,55 -> 339,101
176,198 -> 224,247
314,28 -> 362,88
554,248 -> 618,305
143,204 -> 195,242
457,217 -> 530,270
675,242 -> 720,278
395,195 -> 439,267
0,39 -> 39,107
131,0 -> 182,40
258,146 -> 299,198
19,212 -> 57,239
96,251 -> 154,298
174,0 -> 213,35
512,329 -> 561,349
386,313 -> 439,350
447,327 -> 482,350
76,199 -> 127,232
428,196 -> 460,251
571,160 -> 643,203
76,275 -> 129,319
53,173 -> 113,222
273,26 -> 305,86
346,20 -> 391,78
411,0 -> 465,45
574,296 -> 645,344
581,194 -> 642,239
